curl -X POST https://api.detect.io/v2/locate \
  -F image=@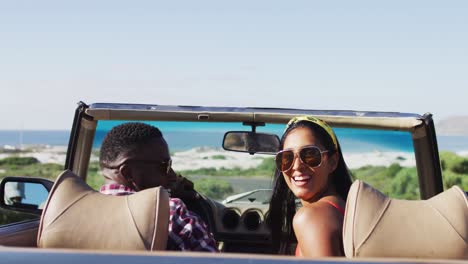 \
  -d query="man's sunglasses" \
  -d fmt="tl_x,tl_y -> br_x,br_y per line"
275,145 -> 329,172
103,159 -> 172,175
